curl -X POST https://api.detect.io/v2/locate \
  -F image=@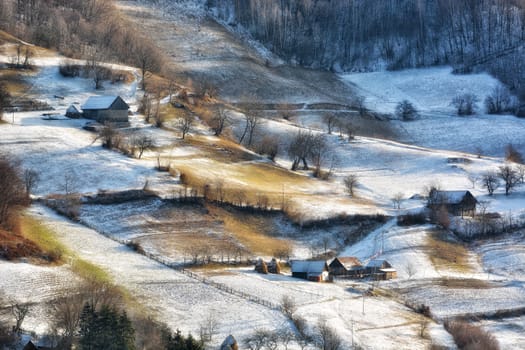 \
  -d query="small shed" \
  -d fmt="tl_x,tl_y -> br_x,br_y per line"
378,268 -> 397,280
329,257 -> 363,277
291,260 -> 330,282
428,190 -> 478,216
366,260 -> 397,280
81,96 -> 129,123
365,259 -> 393,274
65,104 -> 82,118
